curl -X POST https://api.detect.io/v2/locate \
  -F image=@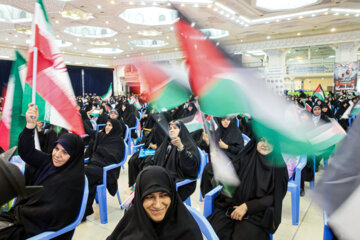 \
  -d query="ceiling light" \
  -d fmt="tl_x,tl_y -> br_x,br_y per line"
128,35 -> 132,39
114,38 -> 118,41
129,1 -> 134,5
331,28 -> 336,32
16,28 -> 31,35
110,0 -> 116,4
60,10 -> 93,20
138,30 -> 162,36
64,26 -> 117,38
0,55 -> 10,59
90,40 -> 111,46
73,47 -> 77,50
13,45 -> 16,48
5,38 -> 9,41
356,14 -> 360,17
126,26 -> 131,30
207,4 -> 212,8
276,19 -> 280,22
119,7 -> 178,26
180,3 -> 185,7
297,32 -> 301,36
174,47 -> 178,51
81,53 -> 84,56
287,18 -> 291,20
240,39 -> 243,42
247,50 -> 266,56
95,64 -> 110,67
345,13 -> 349,16
157,50 -> 160,53
256,0 -> 318,11
200,28 -> 229,39
141,1 -> 146,5
191,22 -> 196,27
267,36 -> 271,39
76,38 -> 80,42
75,62 -> 83,65
219,11 -> 224,15
265,21 -> 270,24
141,52 -> 144,55
113,56 -> 117,59
88,48 -> 124,54
55,20 -> 60,24
311,14 -> 317,17
194,4 -> 199,7
244,24 -> 249,27
127,54 -> 130,57
214,2 -> 236,15
14,34 -> 18,38
324,12 -> 328,15
152,2 -> 159,6
129,39 -> 168,48
56,34 -> 60,38
298,16 -> 304,19
105,21 -> 109,24
0,4 -> 32,23
170,26 -> 174,31
213,7 -> 218,12
334,12 -> 339,16
97,5 -> 102,9
330,8 -> 360,14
